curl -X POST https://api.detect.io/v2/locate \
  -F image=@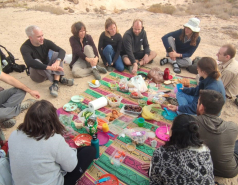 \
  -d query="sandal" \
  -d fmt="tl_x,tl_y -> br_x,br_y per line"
172,63 -> 181,74
160,58 -> 168,66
